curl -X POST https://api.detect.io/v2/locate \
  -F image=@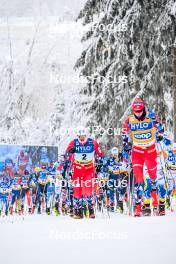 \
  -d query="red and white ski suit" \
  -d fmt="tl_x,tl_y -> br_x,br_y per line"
66,138 -> 104,198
